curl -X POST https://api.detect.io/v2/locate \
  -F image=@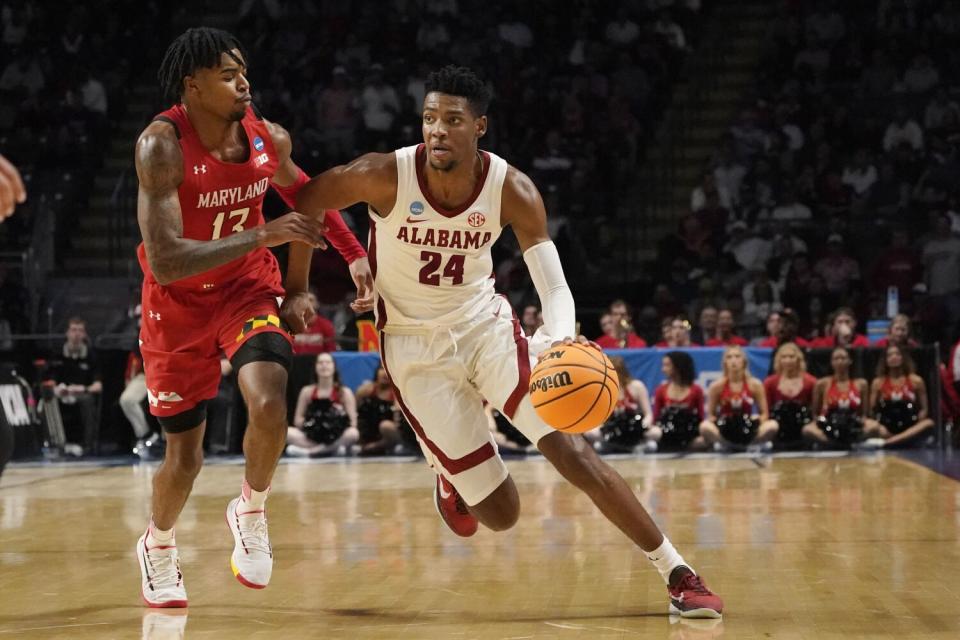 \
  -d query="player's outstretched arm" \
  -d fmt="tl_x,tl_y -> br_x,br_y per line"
135,121 -> 326,286
502,167 -> 577,353
0,153 -> 26,220
265,122 -> 374,320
